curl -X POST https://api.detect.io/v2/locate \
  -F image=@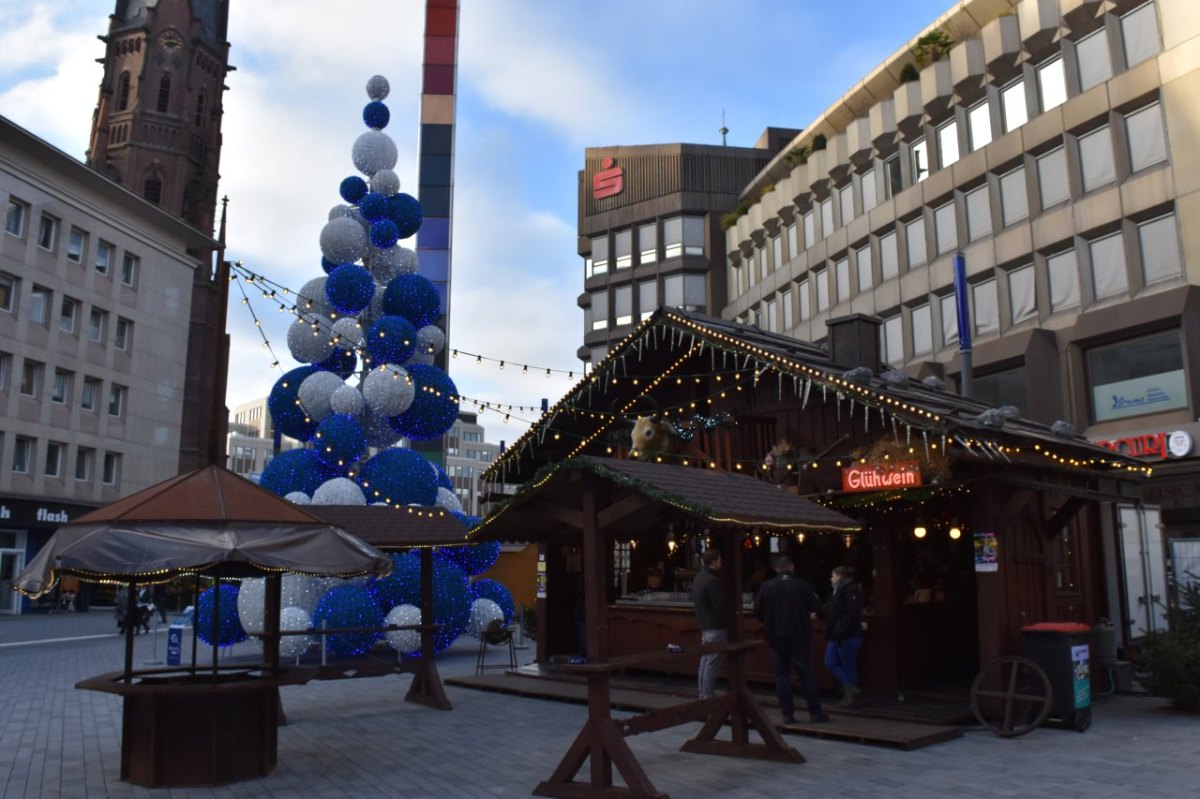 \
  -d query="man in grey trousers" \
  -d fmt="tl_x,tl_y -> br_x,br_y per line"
691,548 -> 729,699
